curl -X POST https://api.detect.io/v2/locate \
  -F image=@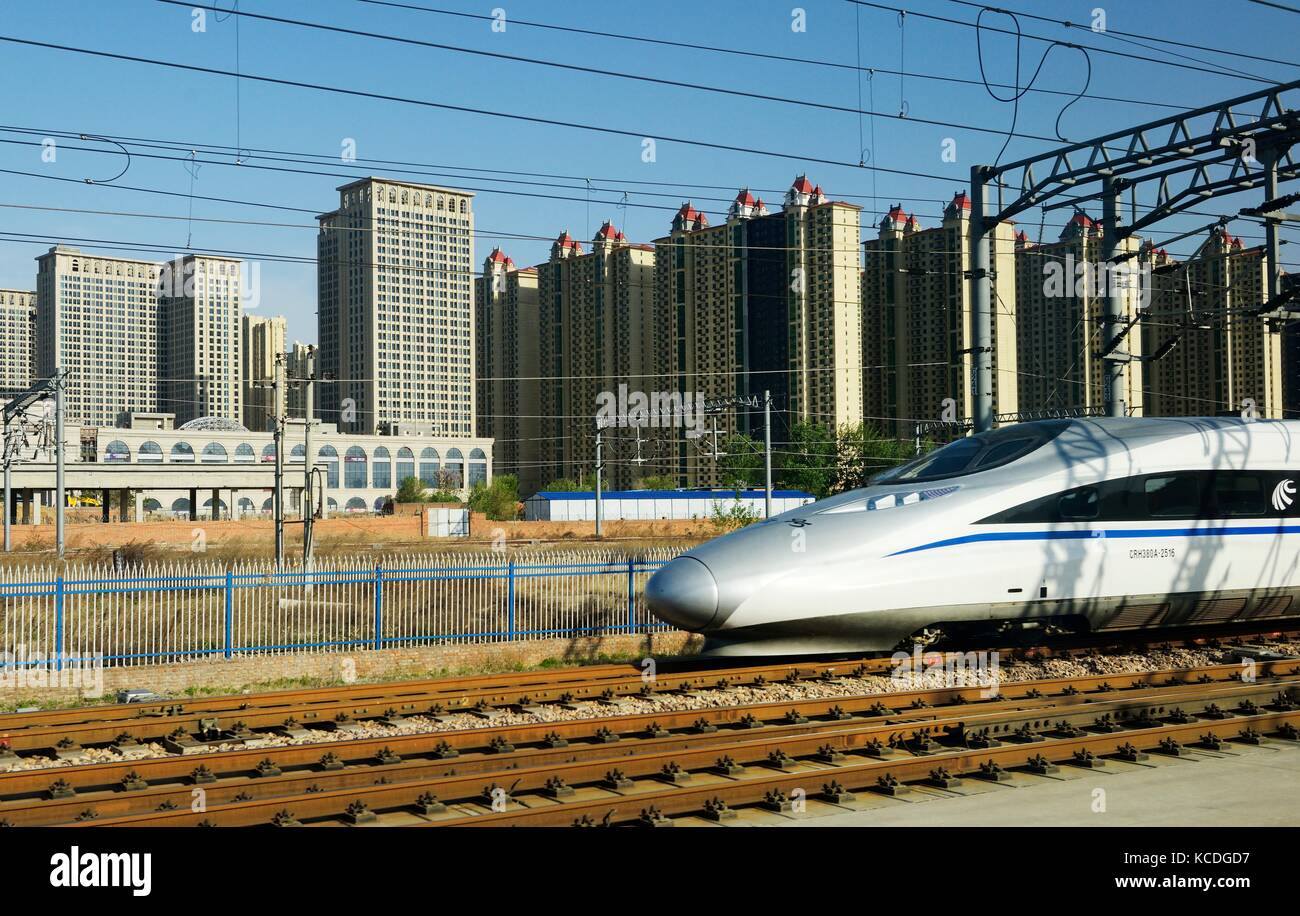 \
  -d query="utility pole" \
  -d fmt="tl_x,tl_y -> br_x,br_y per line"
1101,177 -> 1127,418
763,390 -> 773,518
255,356 -> 286,569
2,423 -> 12,553
969,165 -> 995,434
54,369 -> 65,561
302,346 -> 317,565
594,419 -> 603,538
